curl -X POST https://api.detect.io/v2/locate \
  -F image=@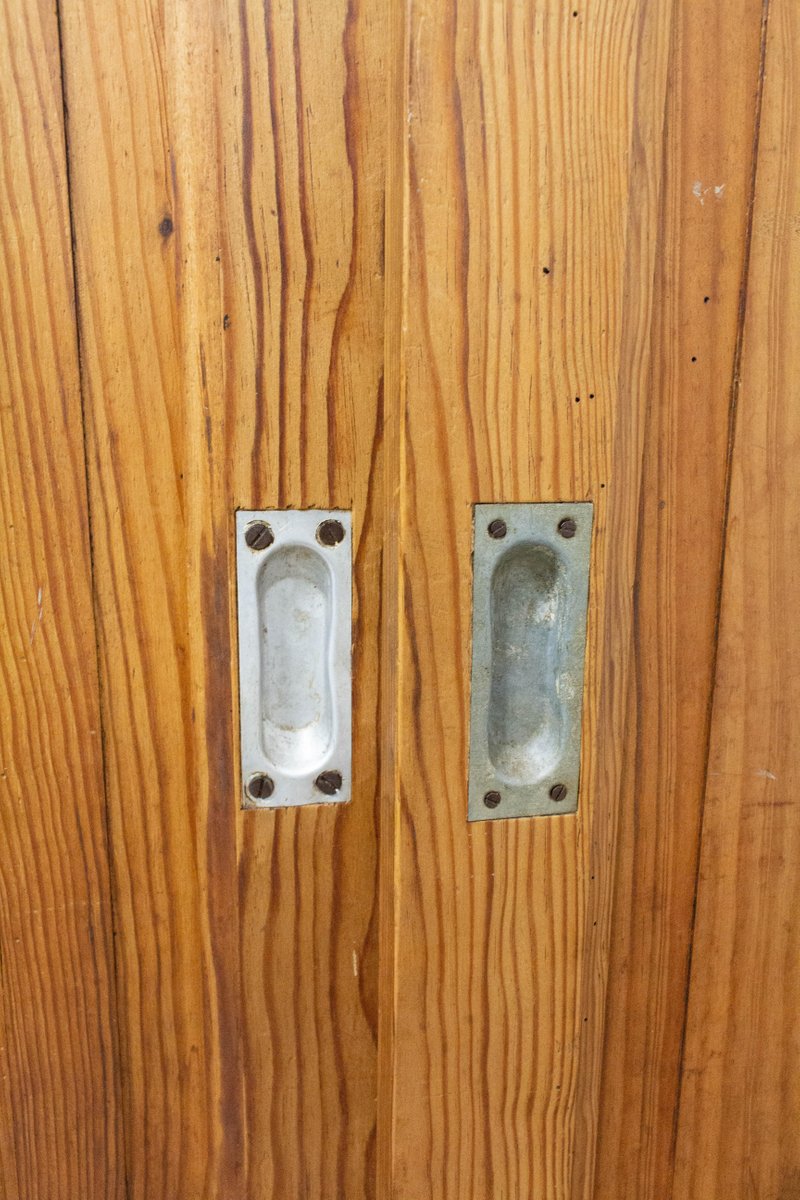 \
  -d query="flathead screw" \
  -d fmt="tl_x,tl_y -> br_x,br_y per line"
558,517 -> 577,539
317,519 -> 345,547
488,518 -> 507,539
315,769 -> 343,795
245,521 -> 274,551
549,783 -> 568,803
483,790 -> 502,809
247,773 -> 275,800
